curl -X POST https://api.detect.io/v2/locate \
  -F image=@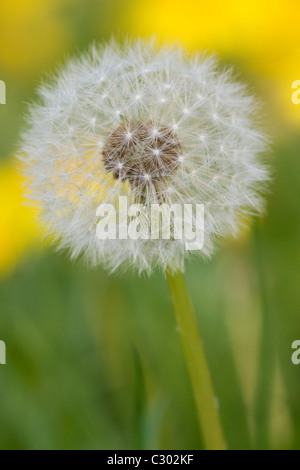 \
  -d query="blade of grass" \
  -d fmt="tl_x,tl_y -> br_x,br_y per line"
253,222 -> 275,449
